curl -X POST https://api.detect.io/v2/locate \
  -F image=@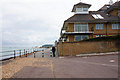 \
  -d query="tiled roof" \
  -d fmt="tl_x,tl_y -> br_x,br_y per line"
65,11 -> 120,23
106,1 -> 120,12
98,4 -> 110,11
65,14 -> 94,22
74,2 -> 91,7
